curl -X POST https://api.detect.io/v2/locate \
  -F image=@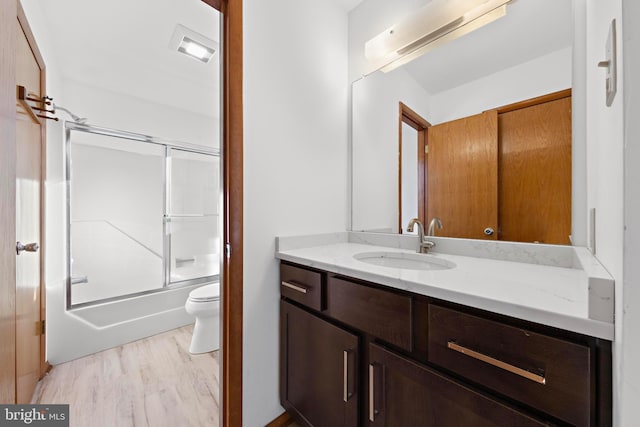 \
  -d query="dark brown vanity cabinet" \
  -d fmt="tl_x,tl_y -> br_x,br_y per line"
279,261 -> 612,427
280,301 -> 359,427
